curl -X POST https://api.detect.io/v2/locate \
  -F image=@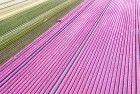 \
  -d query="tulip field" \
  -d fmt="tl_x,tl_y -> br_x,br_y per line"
0,0 -> 140,94
0,0 -> 80,63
